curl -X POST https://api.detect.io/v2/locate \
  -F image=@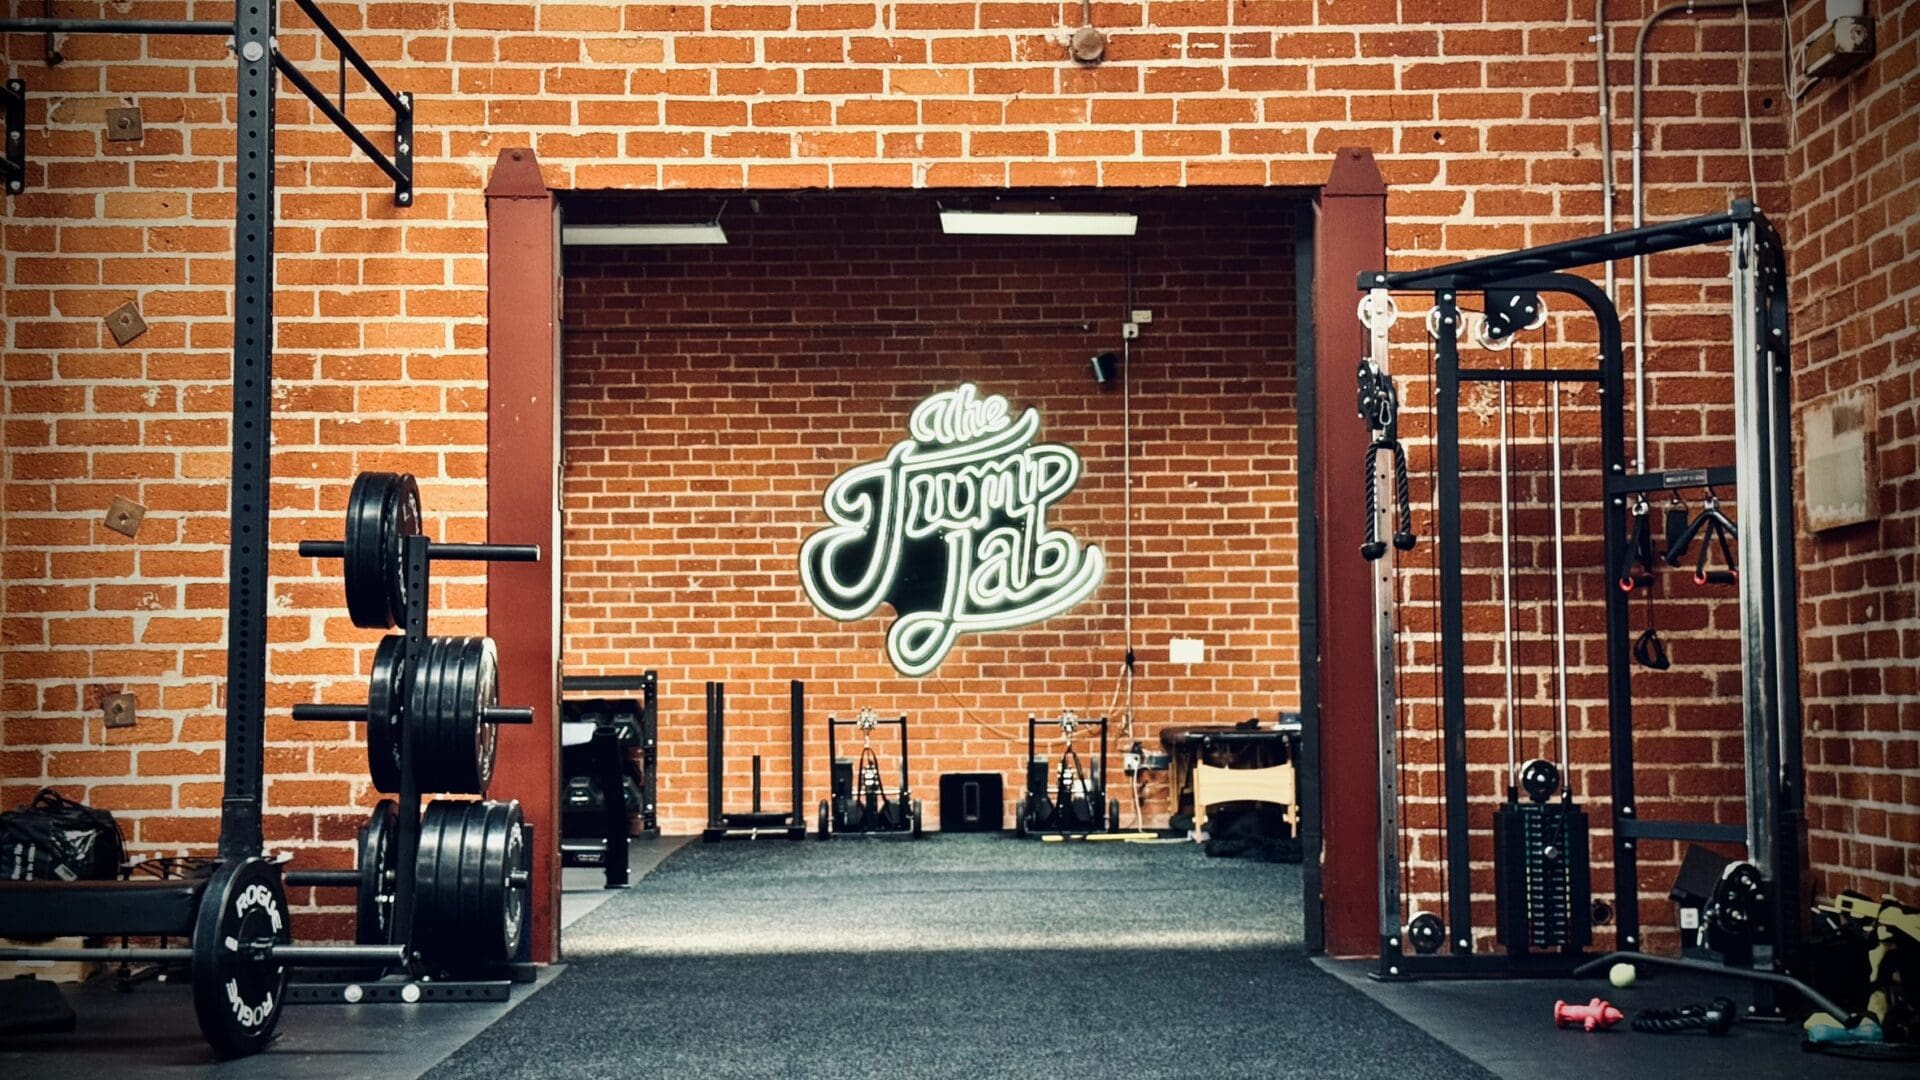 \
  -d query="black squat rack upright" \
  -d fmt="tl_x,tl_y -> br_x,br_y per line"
0,3 -> 491,1059
1356,203 -> 1813,1010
